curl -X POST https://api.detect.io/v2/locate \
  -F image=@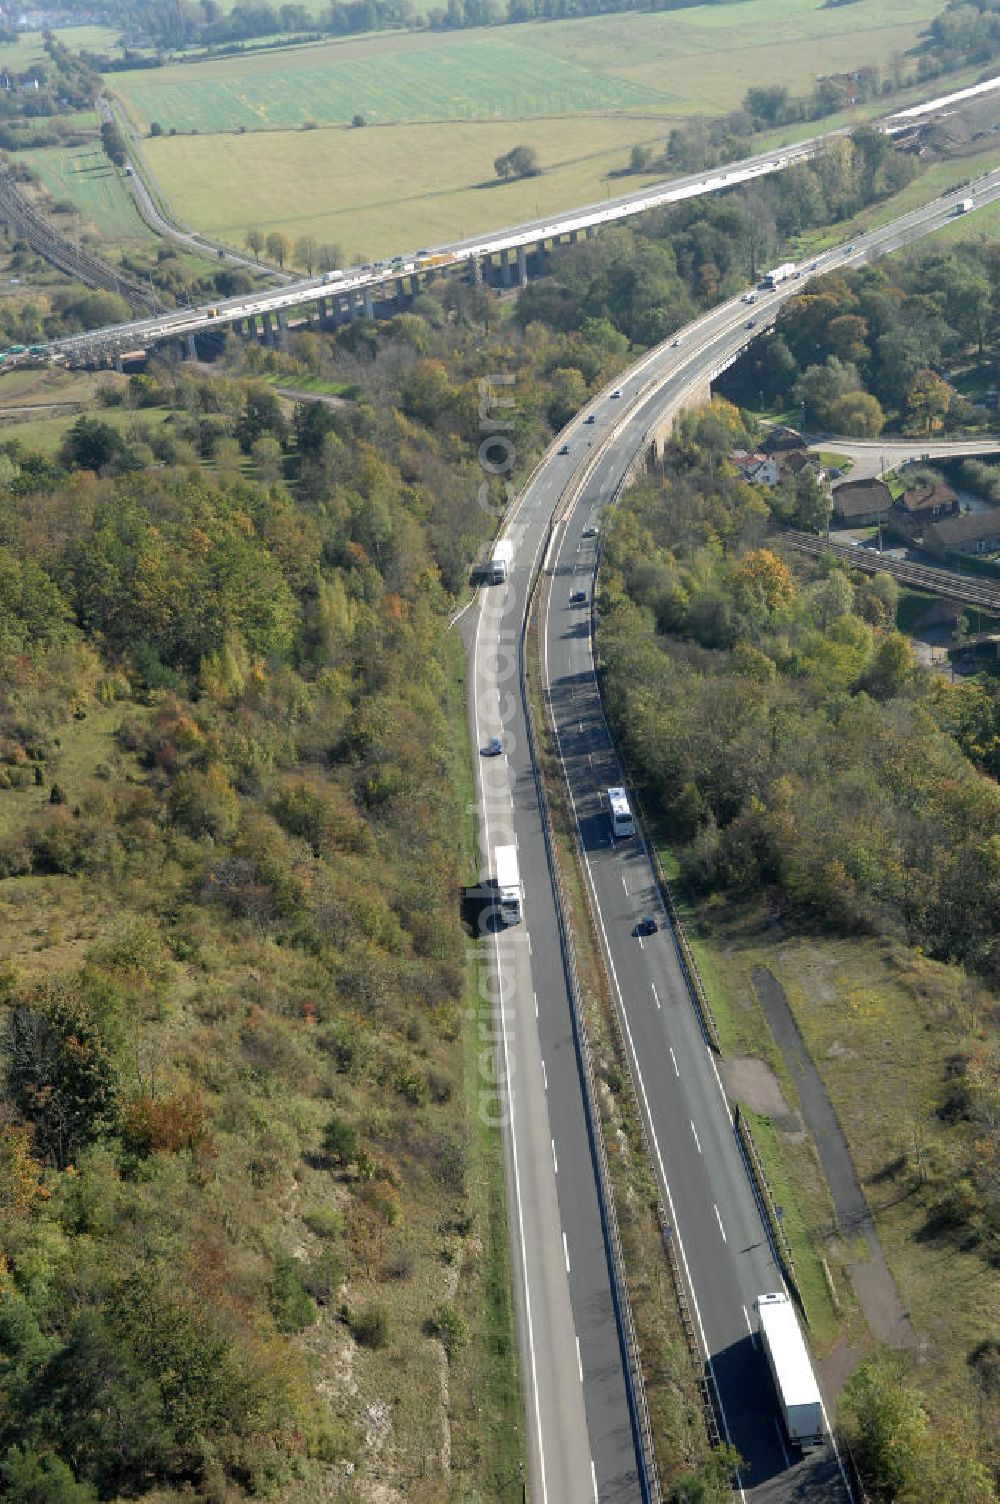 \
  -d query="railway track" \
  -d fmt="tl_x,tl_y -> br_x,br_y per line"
0,167 -> 154,314
783,528 -> 1000,612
